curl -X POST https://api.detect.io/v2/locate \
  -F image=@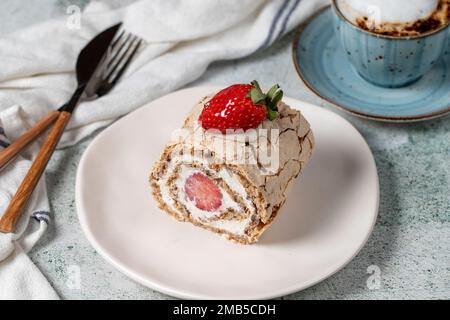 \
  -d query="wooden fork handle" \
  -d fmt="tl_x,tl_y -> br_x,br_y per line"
0,110 -> 60,170
0,111 -> 71,233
